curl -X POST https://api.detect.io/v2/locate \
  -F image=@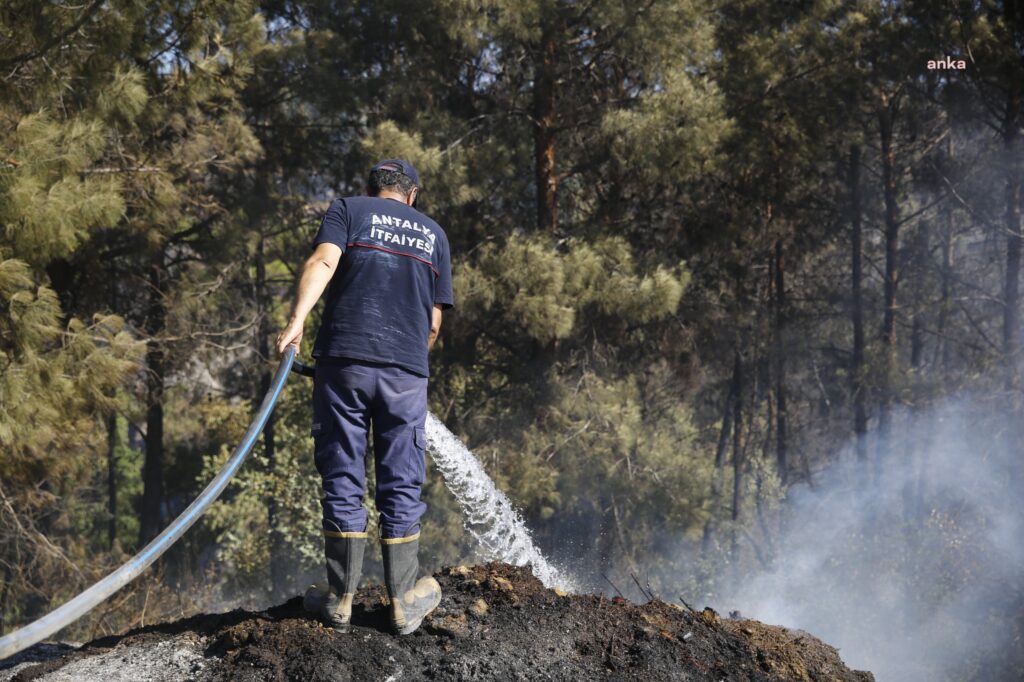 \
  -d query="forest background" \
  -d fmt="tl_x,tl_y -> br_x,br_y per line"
2,1 -> 1023,680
